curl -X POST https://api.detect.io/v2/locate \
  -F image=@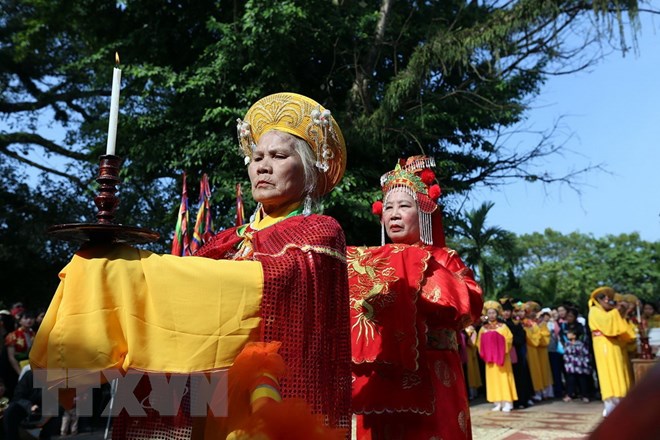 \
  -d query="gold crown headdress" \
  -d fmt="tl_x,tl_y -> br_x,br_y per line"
483,300 -> 503,316
236,92 -> 346,196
